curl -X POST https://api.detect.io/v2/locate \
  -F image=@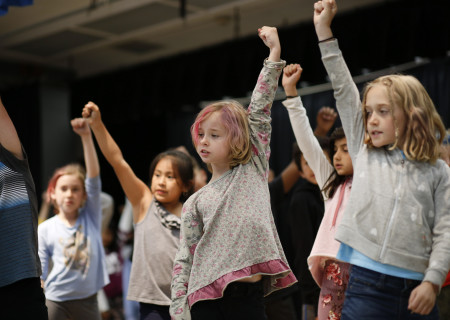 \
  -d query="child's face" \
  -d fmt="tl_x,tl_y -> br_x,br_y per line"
196,111 -> 231,171
299,154 -> 318,185
333,137 -> 353,176
365,85 -> 406,148
51,174 -> 86,215
151,157 -> 184,205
